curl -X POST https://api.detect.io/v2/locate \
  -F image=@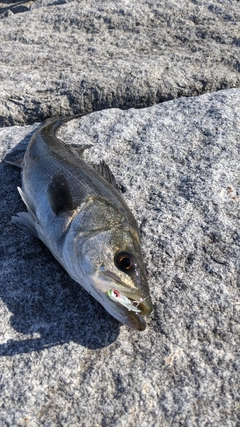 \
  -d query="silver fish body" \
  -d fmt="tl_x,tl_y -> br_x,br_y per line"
11,116 -> 152,331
